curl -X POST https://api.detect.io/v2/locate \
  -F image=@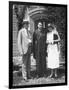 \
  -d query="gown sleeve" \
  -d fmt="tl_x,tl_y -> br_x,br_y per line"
32,32 -> 37,59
